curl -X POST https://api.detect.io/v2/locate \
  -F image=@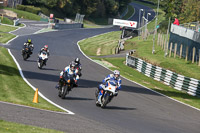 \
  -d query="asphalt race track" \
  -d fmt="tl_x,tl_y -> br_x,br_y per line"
1,2 -> 200,133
